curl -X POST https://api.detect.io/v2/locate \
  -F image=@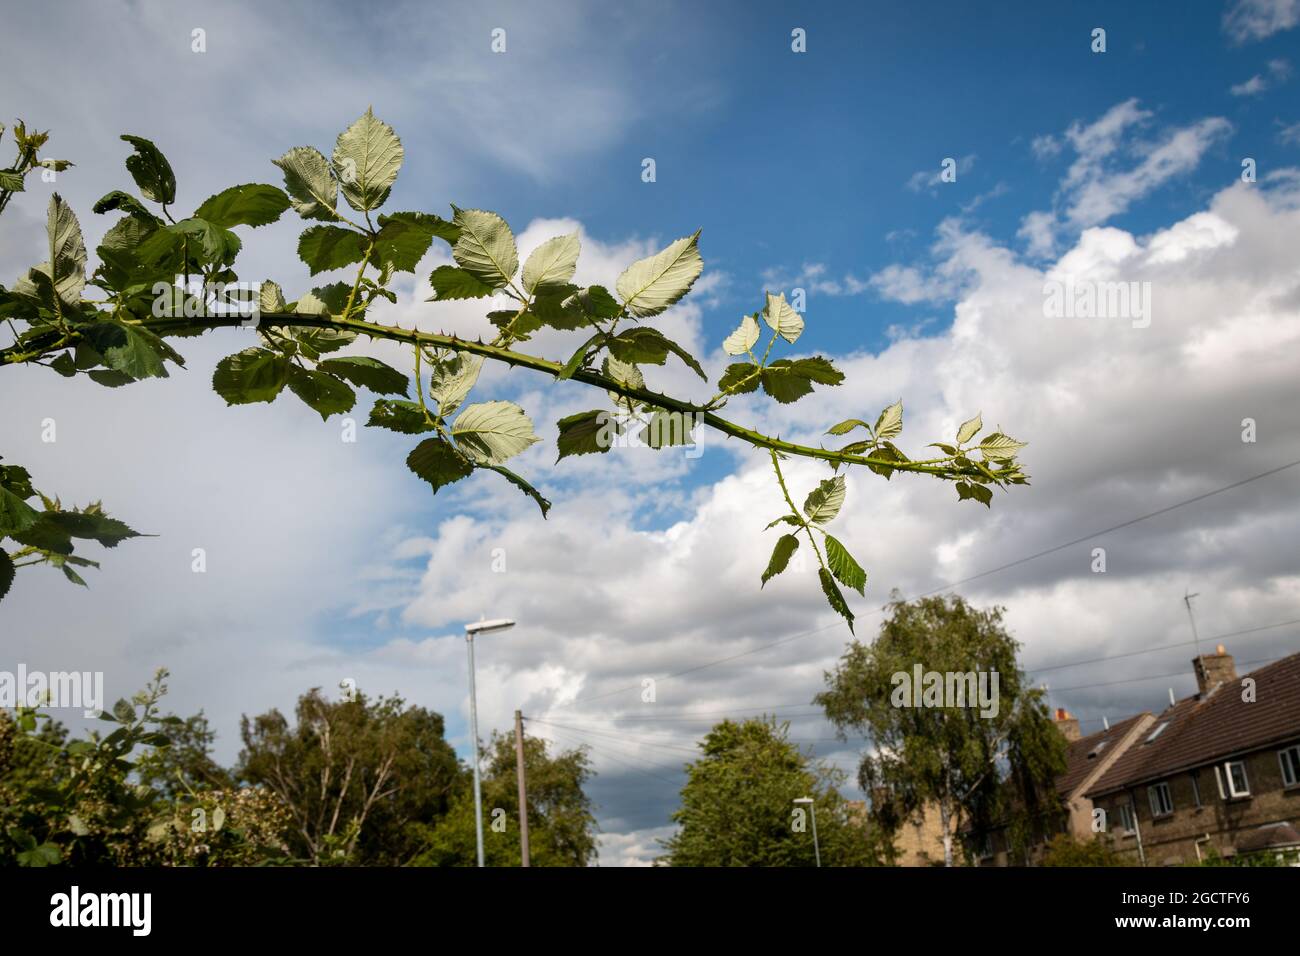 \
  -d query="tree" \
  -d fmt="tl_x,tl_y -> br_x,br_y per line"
135,709 -> 234,799
816,594 -> 1067,867
413,730 -> 598,867
0,115 -> 1031,633
659,717 -> 888,867
0,668 -> 289,867
237,688 -> 461,865
1039,833 -> 1123,867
